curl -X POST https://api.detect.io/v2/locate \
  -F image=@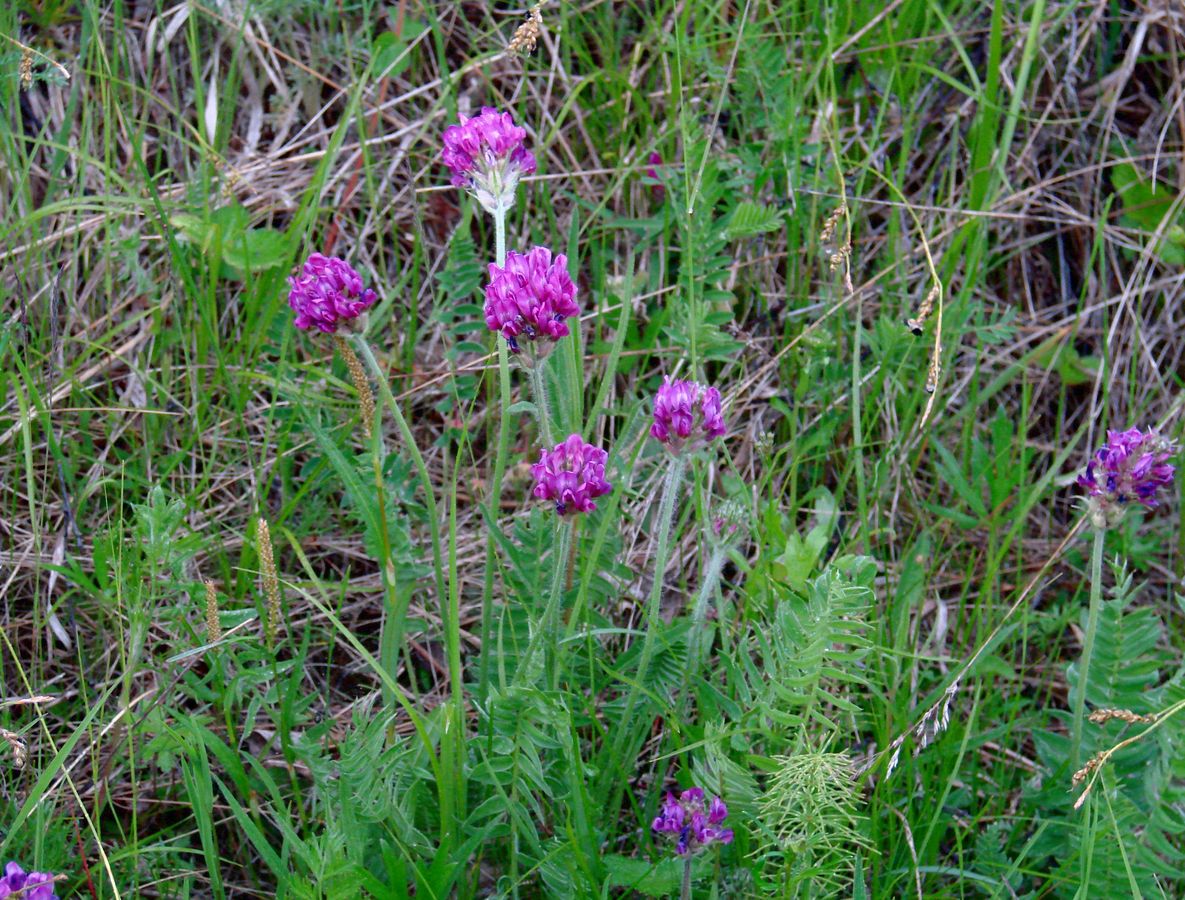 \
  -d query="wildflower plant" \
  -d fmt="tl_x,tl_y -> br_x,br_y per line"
287,245 -> 452,788
512,434 -> 613,687
652,787 -> 734,855
1071,426 -> 1177,769
1077,427 -> 1176,527
606,374 -> 728,806
484,246 -> 579,444
652,787 -> 733,899
530,433 -> 611,517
